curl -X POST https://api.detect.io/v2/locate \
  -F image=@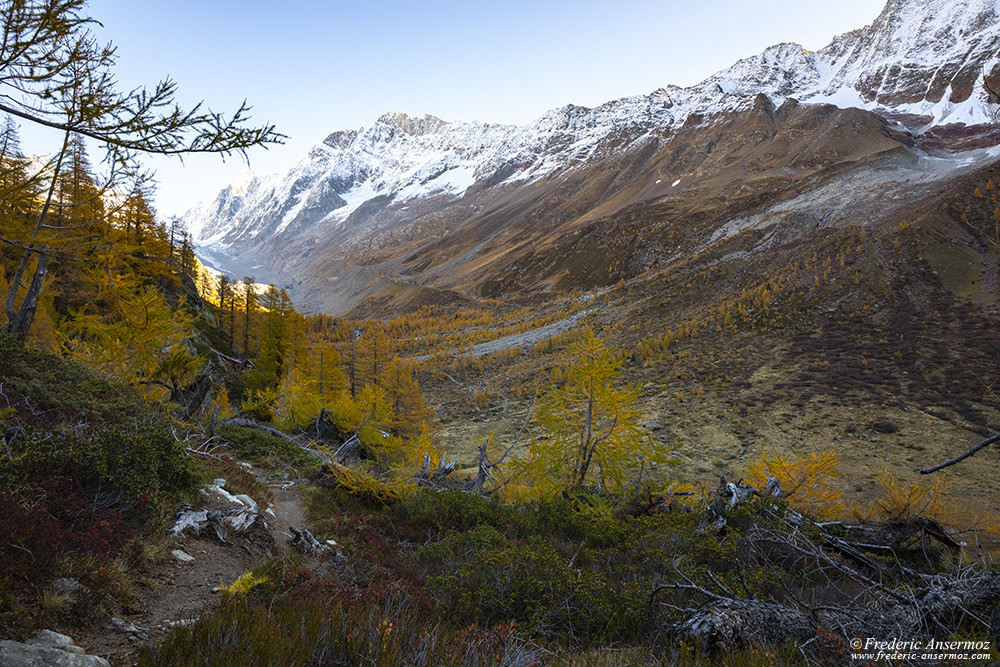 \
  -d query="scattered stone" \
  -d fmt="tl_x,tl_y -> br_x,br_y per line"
171,549 -> 195,563
645,422 -> 663,431
108,618 -> 150,641
50,578 -> 83,595
168,619 -> 197,628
